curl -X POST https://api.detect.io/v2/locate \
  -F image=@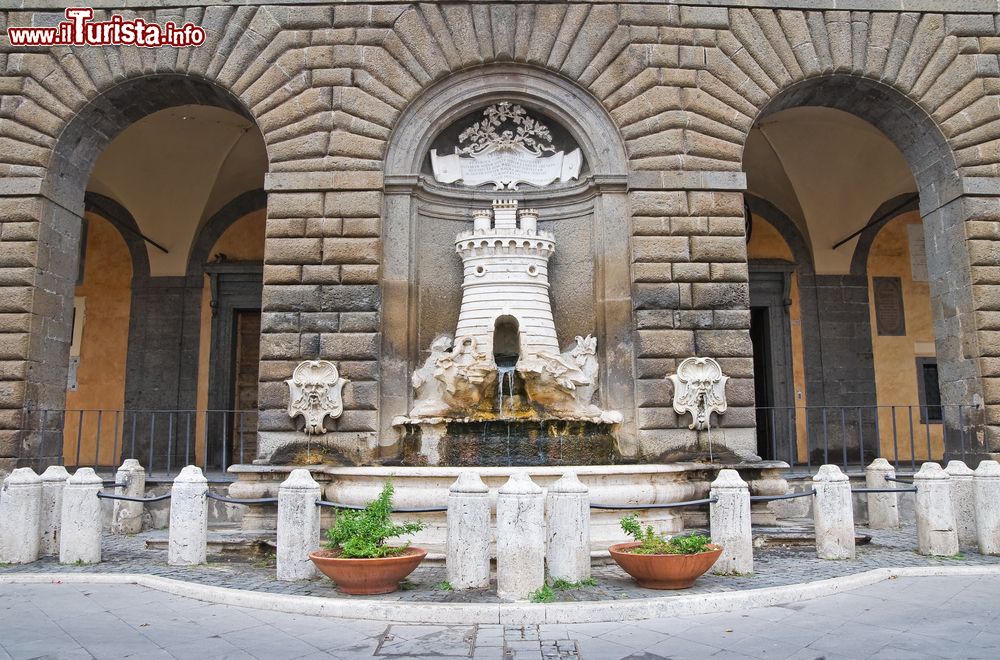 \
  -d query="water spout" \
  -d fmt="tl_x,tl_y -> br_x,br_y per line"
497,364 -> 516,415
